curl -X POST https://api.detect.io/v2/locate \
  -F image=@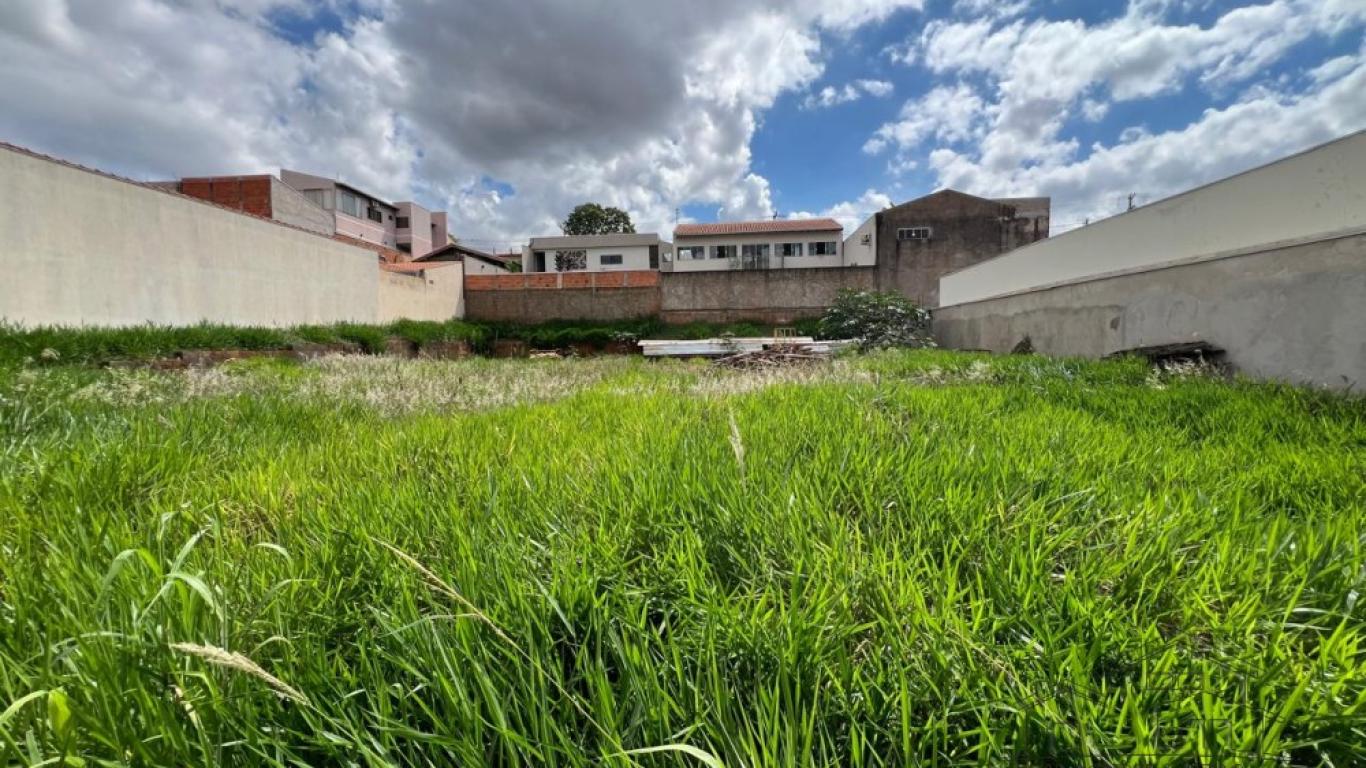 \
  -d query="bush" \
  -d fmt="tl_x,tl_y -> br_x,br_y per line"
819,290 -> 934,350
